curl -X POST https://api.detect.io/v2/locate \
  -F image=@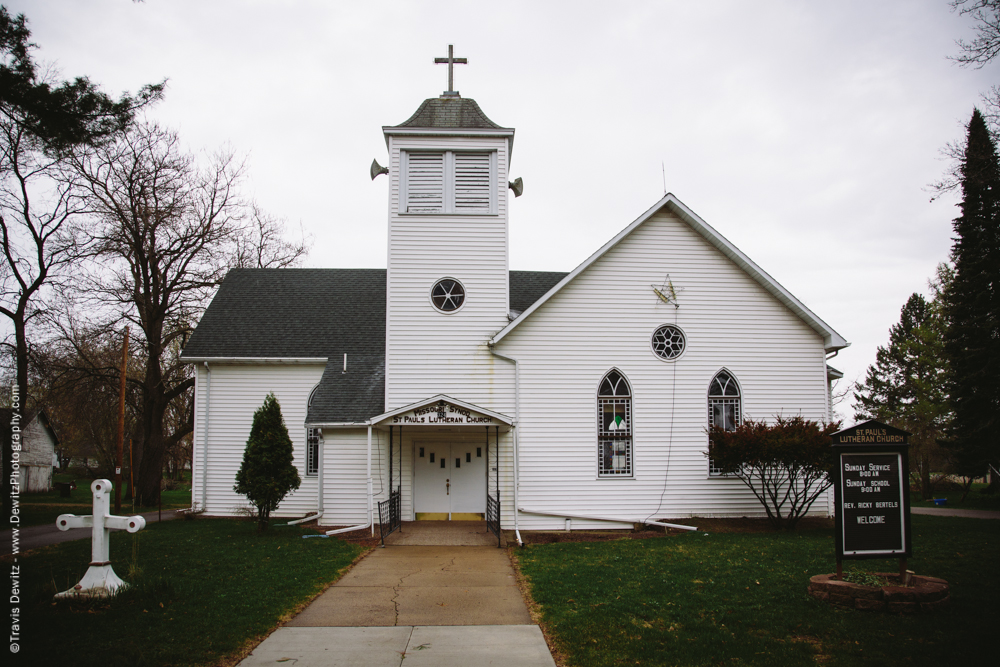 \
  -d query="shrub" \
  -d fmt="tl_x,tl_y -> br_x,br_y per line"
708,415 -> 840,529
